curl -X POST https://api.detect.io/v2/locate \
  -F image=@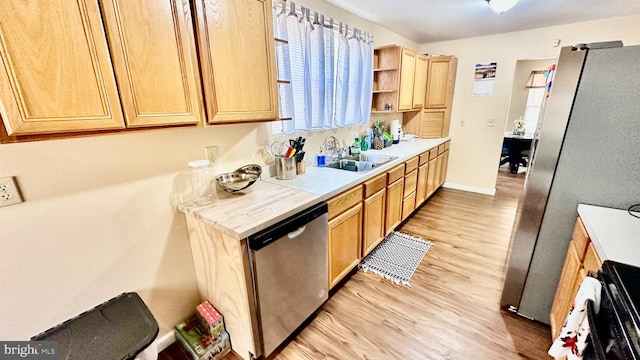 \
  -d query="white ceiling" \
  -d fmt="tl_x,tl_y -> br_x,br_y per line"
324,0 -> 640,43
